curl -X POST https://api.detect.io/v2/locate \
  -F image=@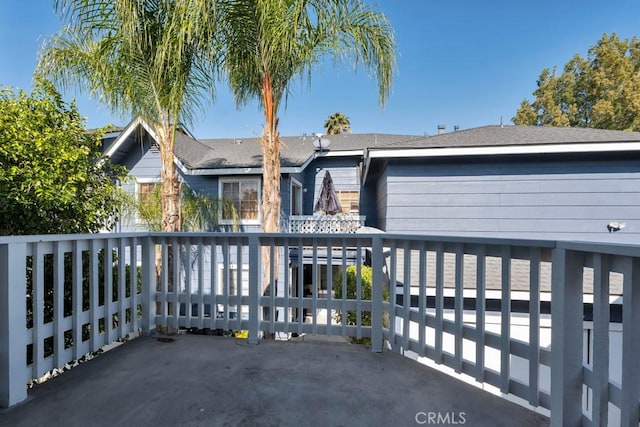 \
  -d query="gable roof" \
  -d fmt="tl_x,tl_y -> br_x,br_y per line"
106,119 -> 640,178
381,125 -> 640,149
363,125 -> 640,184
